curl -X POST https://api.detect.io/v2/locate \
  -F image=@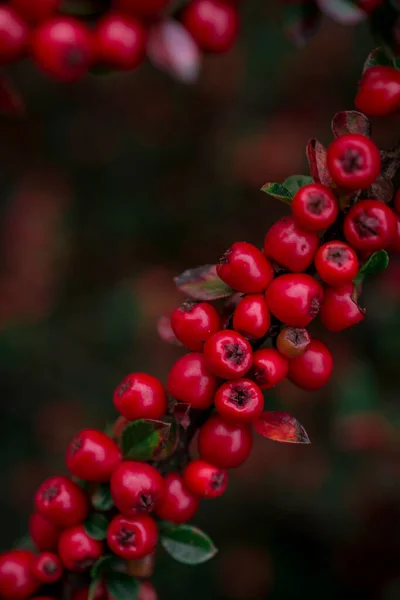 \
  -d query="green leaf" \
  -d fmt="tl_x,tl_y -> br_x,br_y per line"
261,182 -> 293,205
91,555 -> 123,580
363,47 -> 400,72
106,572 -> 139,600
282,175 -> 314,197
84,513 -> 109,540
91,484 -> 114,512
12,534 -> 35,551
160,523 -> 218,565
174,265 -> 233,301
122,419 -> 172,461
331,111 -> 371,138
360,250 -> 389,276
283,3 -> 321,47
